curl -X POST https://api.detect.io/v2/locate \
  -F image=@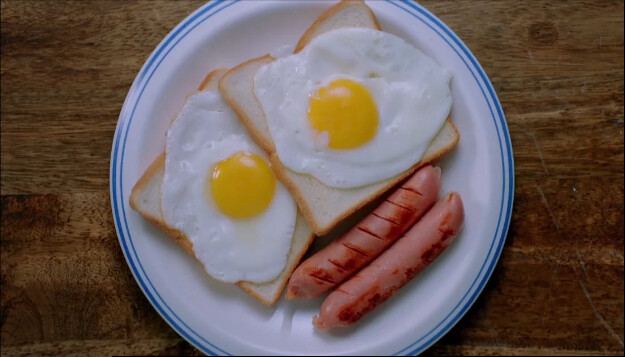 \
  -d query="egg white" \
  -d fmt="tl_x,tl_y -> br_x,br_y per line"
161,90 -> 297,284
254,28 -> 453,188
